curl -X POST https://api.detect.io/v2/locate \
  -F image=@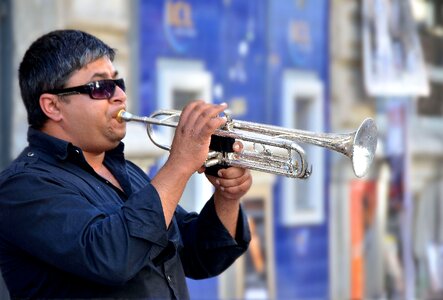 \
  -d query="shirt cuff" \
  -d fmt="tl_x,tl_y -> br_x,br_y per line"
197,196 -> 251,249
122,184 -> 168,247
